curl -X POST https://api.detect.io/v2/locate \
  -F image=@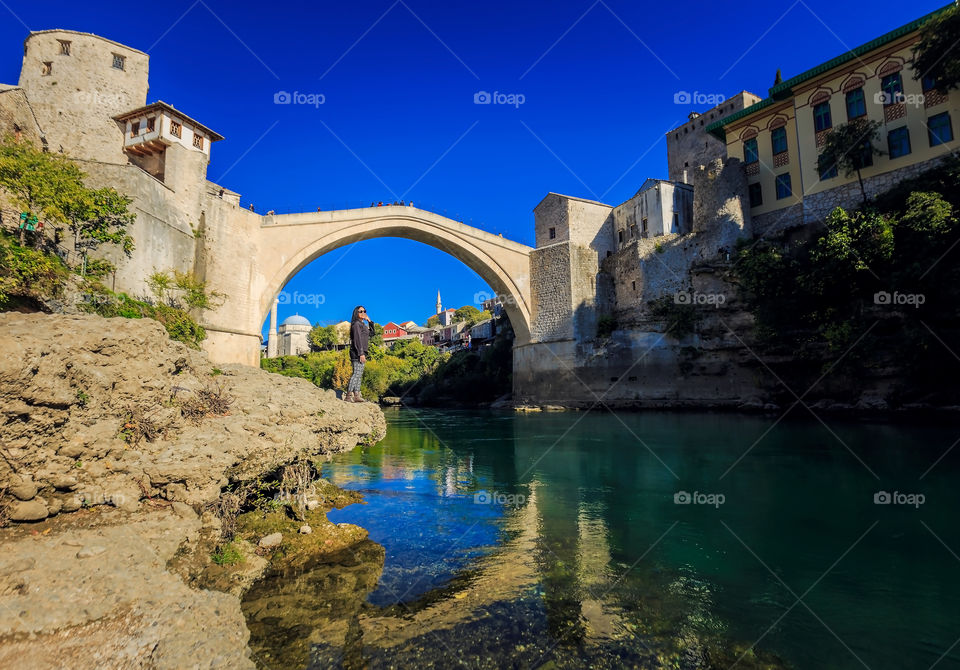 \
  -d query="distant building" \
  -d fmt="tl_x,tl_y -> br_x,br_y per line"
470,318 -> 494,342
437,308 -> 457,327
381,321 -> 408,342
611,178 -> 694,249
277,314 -> 312,356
